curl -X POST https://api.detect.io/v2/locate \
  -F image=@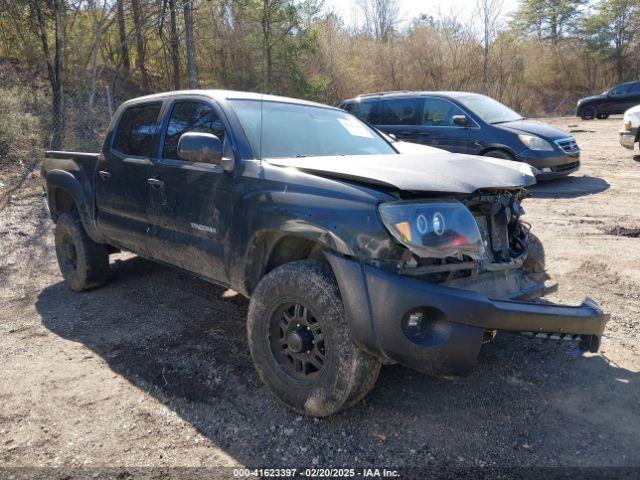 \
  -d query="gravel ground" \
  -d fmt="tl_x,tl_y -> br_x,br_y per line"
0,117 -> 639,477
